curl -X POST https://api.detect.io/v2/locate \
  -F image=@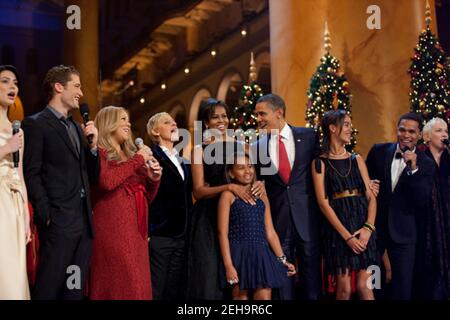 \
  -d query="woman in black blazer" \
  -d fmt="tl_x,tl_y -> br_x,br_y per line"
147,112 -> 193,300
